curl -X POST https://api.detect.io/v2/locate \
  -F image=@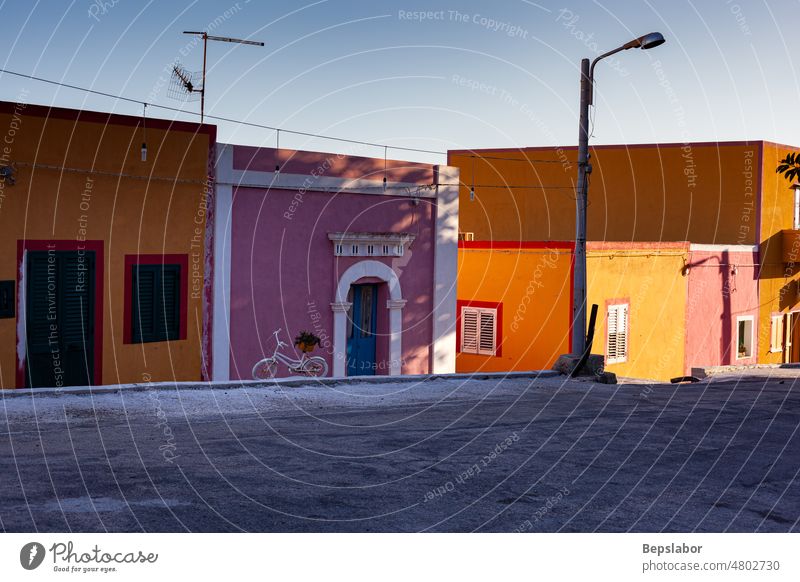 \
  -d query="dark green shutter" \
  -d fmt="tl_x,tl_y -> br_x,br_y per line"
26,254 -> 52,353
132,264 -> 181,343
